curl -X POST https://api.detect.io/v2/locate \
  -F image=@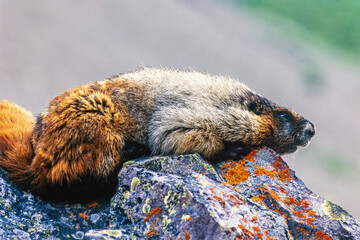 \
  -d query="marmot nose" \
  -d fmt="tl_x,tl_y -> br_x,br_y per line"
295,120 -> 315,146
301,120 -> 315,143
